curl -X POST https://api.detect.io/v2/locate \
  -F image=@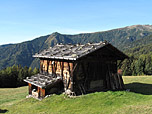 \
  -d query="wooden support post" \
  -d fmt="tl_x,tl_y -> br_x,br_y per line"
42,89 -> 45,98
38,87 -> 40,98
39,88 -> 45,98
67,62 -> 71,90
67,62 -> 73,90
28,83 -> 32,95
67,62 -> 77,91
81,62 -> 86,85
69,63 -> 73,91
